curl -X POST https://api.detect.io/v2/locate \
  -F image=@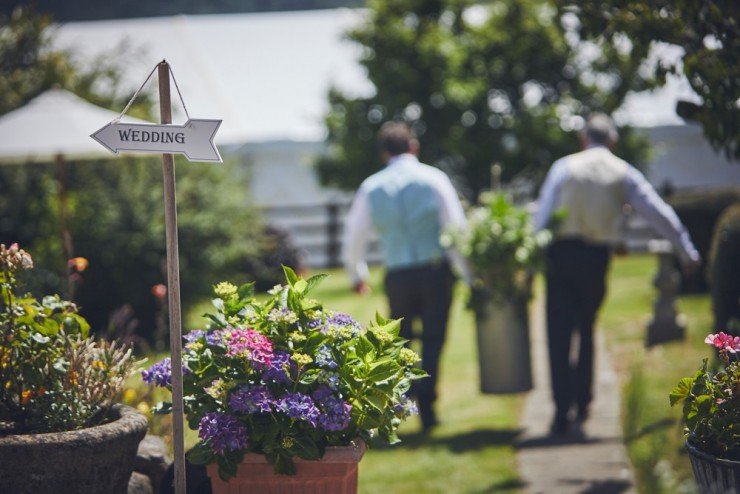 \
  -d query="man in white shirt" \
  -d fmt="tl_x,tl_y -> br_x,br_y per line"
535,113 -> 700,434
343,122 -> 468,432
